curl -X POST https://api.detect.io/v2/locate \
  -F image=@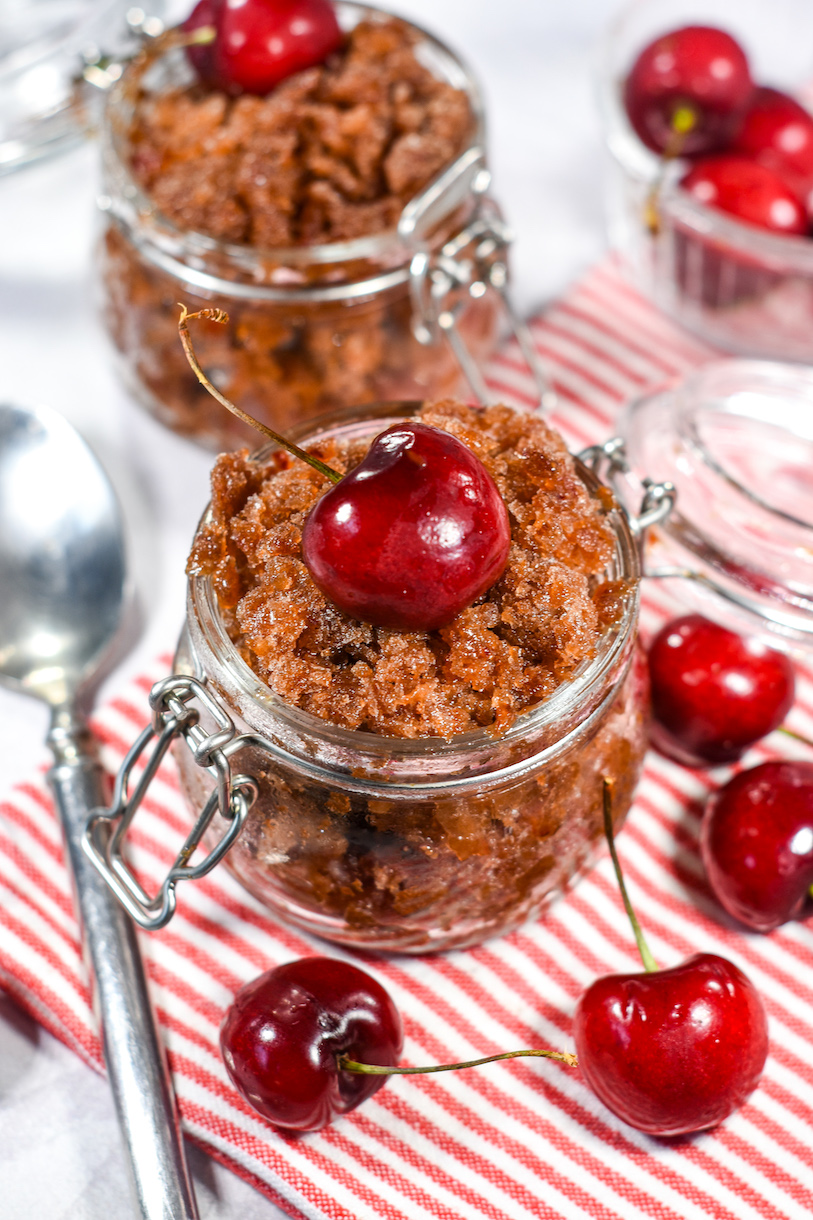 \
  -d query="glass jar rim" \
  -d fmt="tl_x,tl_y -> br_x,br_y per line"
186,402 -> 642,775
619,358 -> 813,648
101,0 -> 486,270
